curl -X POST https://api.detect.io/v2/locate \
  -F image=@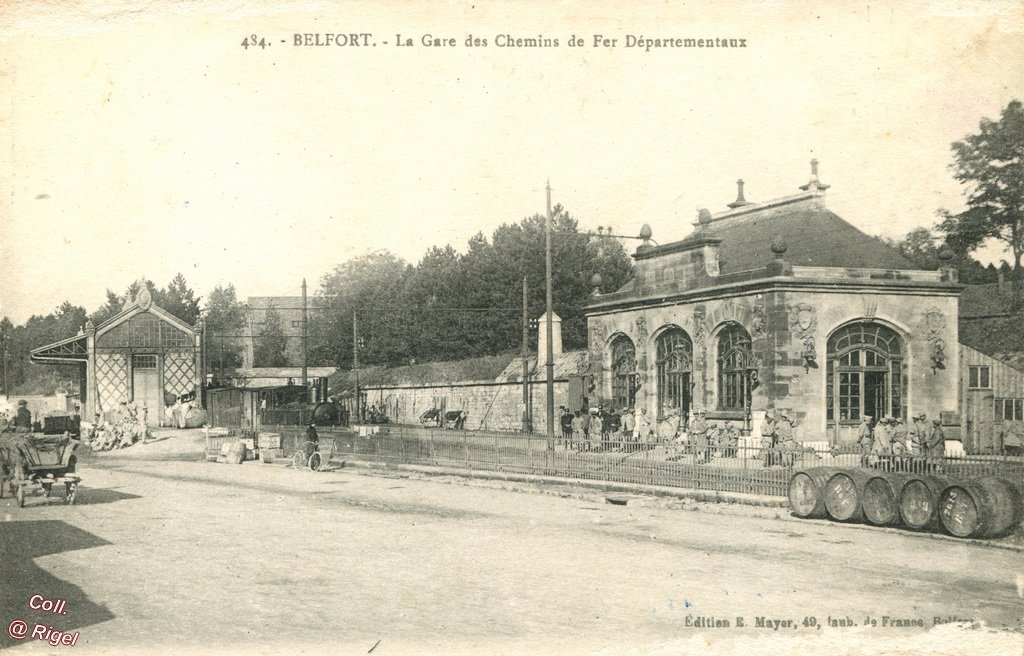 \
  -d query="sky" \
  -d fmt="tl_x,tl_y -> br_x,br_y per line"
1,0 -> 1022,325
